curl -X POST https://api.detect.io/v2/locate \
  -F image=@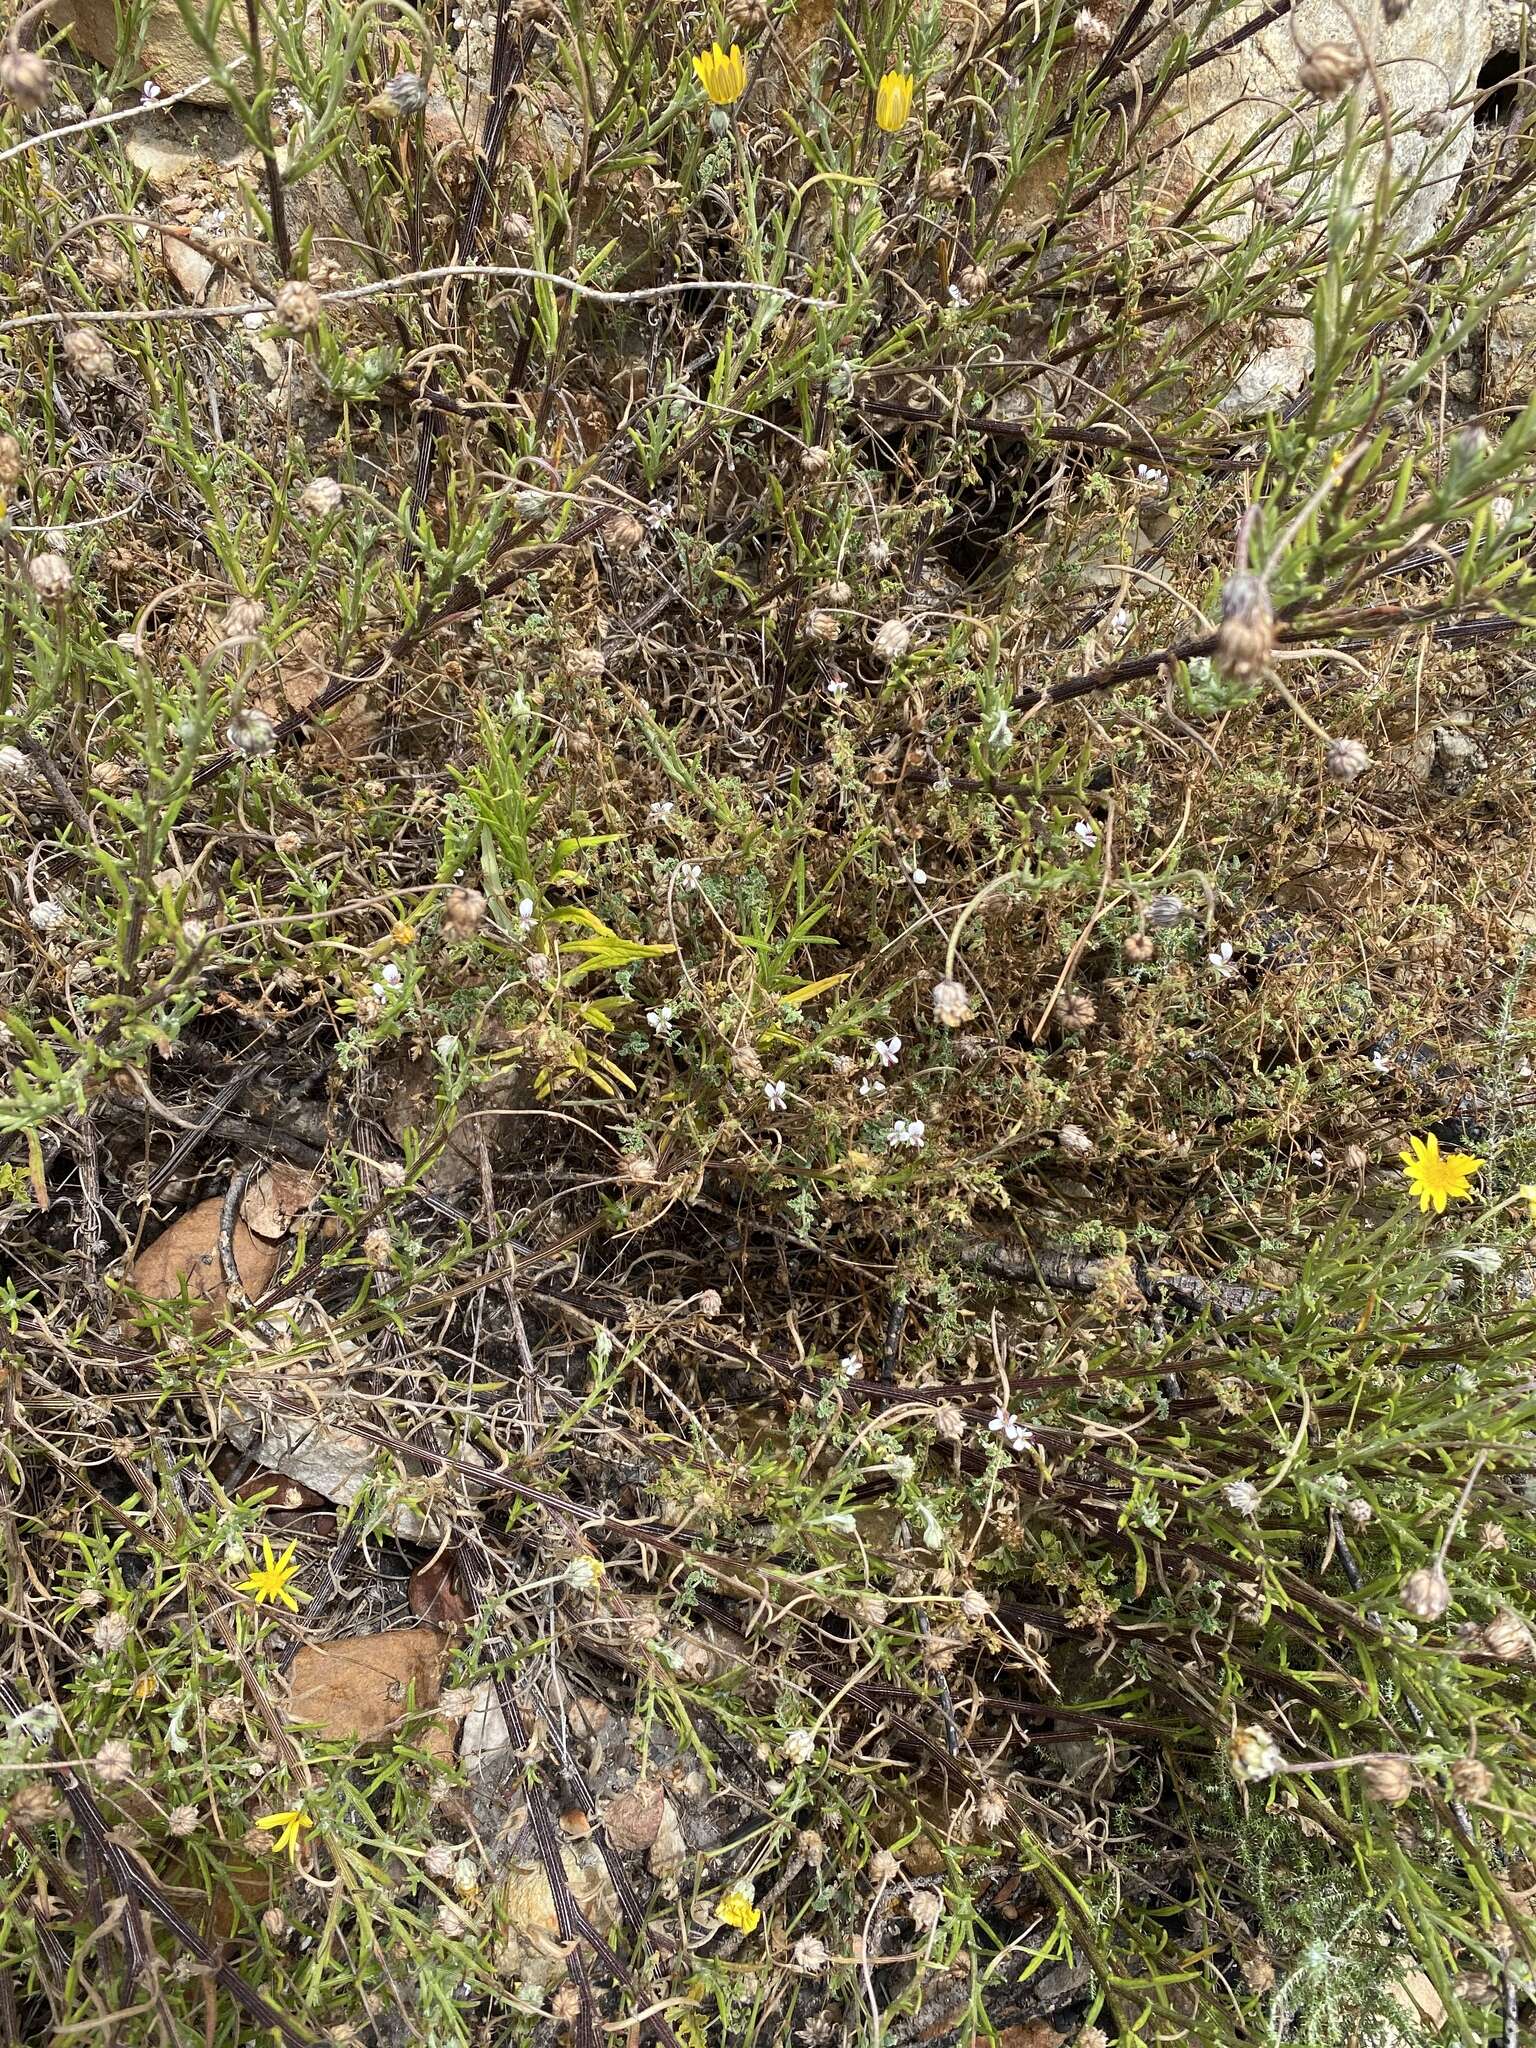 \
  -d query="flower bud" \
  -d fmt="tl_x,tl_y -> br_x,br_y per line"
603,510 -> 646,554
1145,892 -> 1186,928
380,71 -> 428,115
1450,1757 -> 1492,1802
1124,931 -> 1155,963
28,552 -> 71,600
299,476 -> 343,518
1325,737 -> 1371,783
274,278 -> 323,333
0,44 -> 51,109
1054,990 -> 1096,1033
63,327 -> 115,383
1482,1607 -> 1533,1661
443,885 -> 487,936
226,706 -> 277,758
